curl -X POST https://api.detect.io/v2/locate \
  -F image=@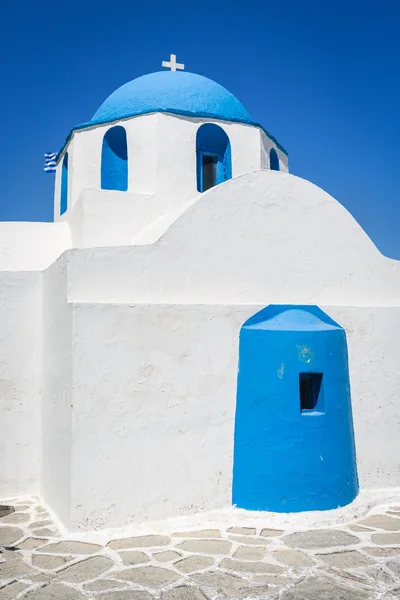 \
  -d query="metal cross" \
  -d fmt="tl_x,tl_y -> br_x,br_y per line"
162,54 -> 185,72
